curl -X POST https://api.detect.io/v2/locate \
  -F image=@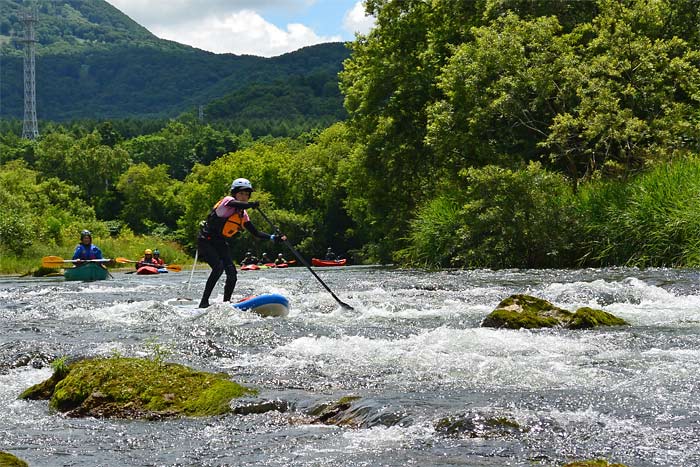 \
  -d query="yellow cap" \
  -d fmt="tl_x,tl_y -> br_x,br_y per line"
144,249 -> 152,255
